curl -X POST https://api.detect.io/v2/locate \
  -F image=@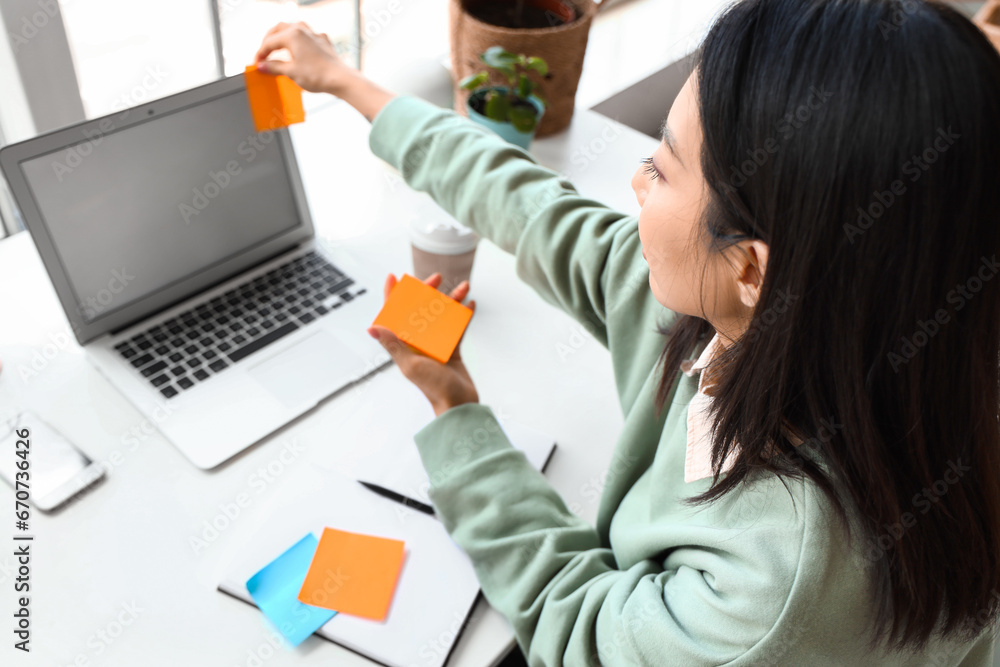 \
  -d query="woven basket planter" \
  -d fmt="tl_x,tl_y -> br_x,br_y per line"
976,0 -> 1000,53
449,0 -> 603,137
